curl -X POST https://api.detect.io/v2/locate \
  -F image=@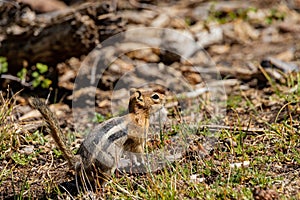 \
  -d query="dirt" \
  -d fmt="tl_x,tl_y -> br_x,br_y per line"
0,0 -> 300,199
